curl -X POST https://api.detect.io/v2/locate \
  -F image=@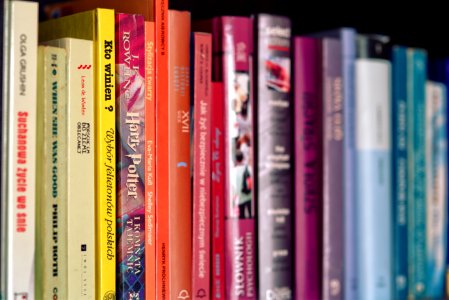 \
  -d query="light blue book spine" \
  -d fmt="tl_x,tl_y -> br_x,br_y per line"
392,46 -> 408,300
407,49 -> 427,298
341,28 -> 358,300
425,82 -> 448,299
355,59 -> 392,300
